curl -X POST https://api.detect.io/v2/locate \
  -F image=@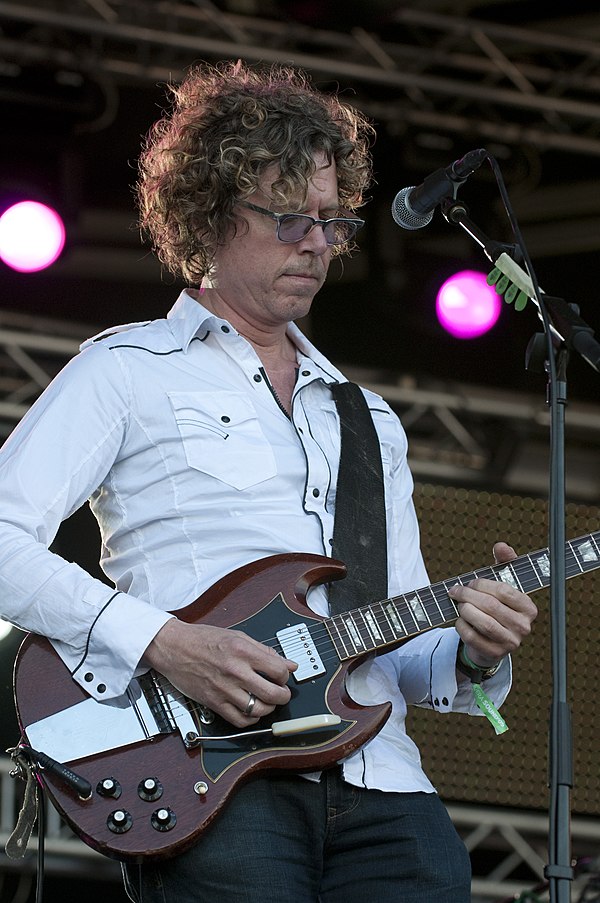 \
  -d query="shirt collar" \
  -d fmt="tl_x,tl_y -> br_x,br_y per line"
286,321 -> 346,385
167,289 -> 346,385
166,289 -> 227,351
